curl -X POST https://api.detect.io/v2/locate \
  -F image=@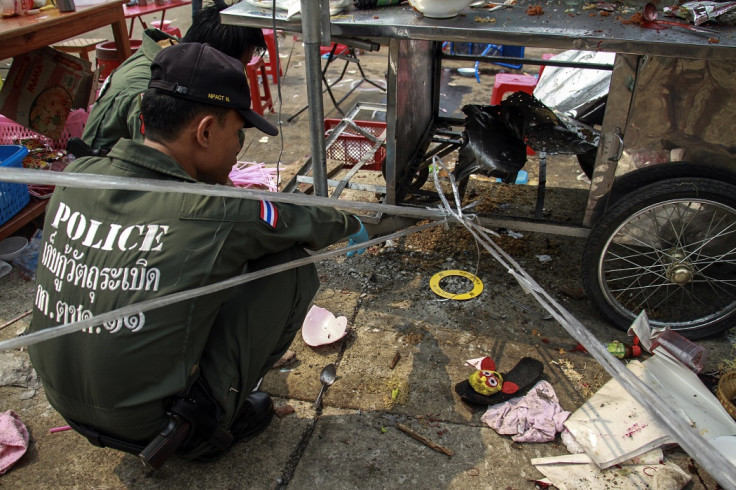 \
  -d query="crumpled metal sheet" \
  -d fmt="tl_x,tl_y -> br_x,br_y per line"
533,50 -> 616,119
